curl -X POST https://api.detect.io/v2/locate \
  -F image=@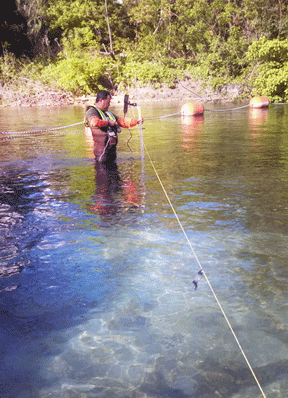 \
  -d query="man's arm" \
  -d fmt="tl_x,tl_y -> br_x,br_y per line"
117,117 -> 143,128
86,107 -> 110,128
